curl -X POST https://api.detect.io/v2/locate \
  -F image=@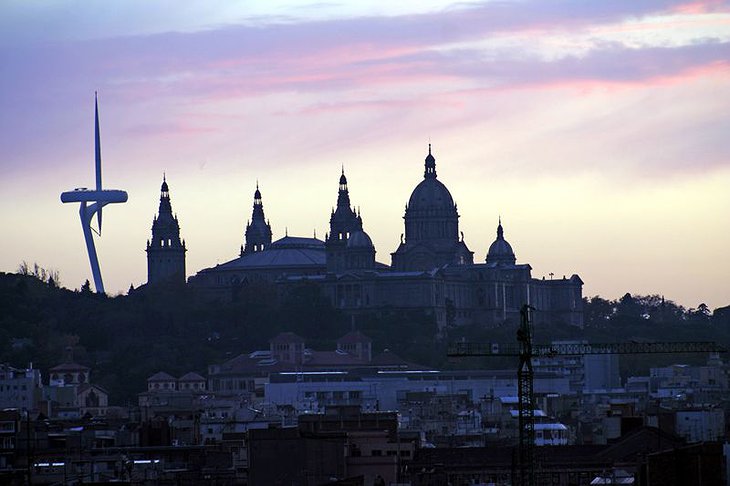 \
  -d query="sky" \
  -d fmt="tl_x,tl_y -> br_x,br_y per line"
1,0 -> 728,309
